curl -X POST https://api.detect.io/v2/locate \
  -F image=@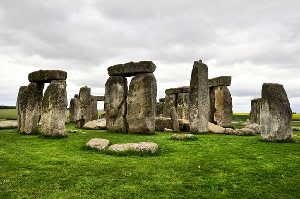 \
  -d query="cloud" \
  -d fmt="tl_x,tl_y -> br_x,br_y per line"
0,0 -> 299,112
